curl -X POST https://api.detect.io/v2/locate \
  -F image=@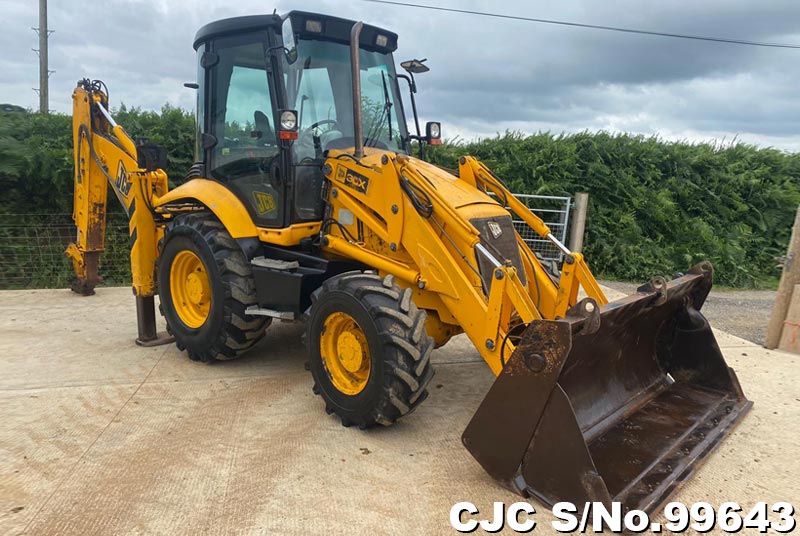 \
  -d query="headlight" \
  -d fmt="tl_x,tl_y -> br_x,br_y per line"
426,121 -> 442,145
280,110 -> 297,131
